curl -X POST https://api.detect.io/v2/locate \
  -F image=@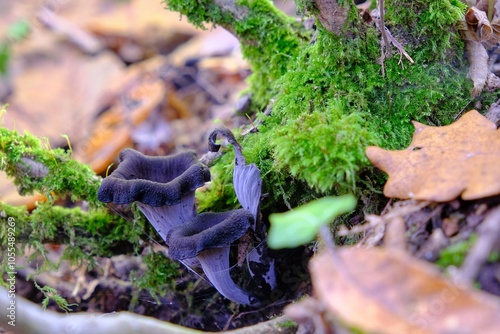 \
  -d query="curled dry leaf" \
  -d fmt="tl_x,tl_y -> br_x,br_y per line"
74,77 -> 165,173
310,248 -> 500,334
366,110 -> 500,201
466,39 -> 489,97
459,6 -> 500,96
465,7 -> 493,42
